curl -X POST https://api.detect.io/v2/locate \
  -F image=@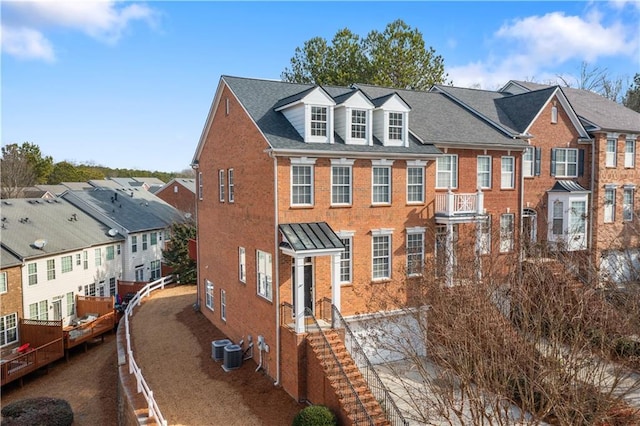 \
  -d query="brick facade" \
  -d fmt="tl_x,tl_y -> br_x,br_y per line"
1,265 -> 23,356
